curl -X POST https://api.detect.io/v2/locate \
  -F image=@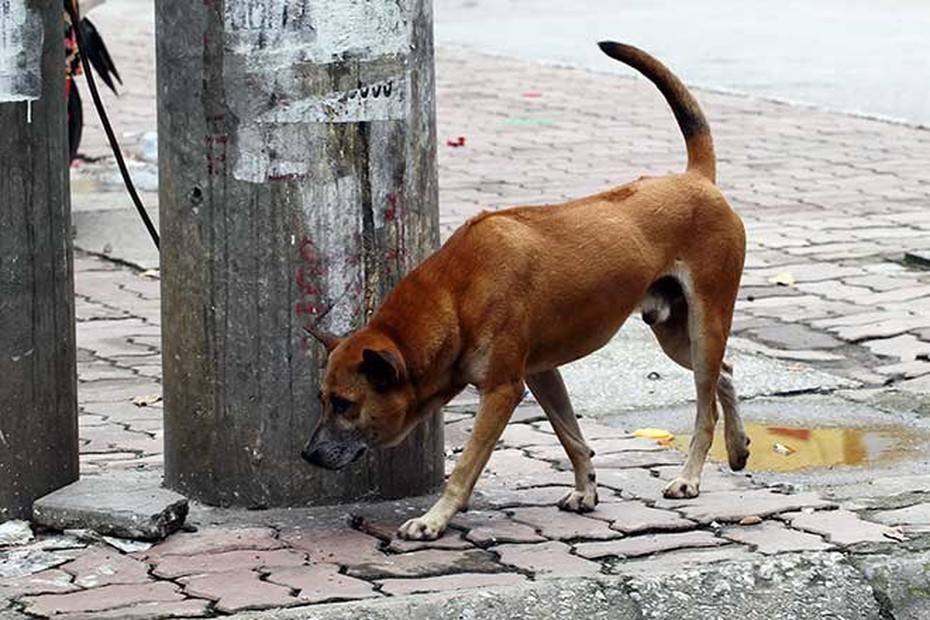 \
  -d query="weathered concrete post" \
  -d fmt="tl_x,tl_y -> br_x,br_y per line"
156,0 -> 442,507
0,0 -> 78,520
